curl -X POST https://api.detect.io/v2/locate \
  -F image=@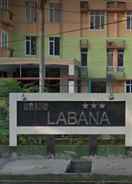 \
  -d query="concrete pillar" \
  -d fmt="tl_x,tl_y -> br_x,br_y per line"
68,64 -> 76,93
9,94 -> 17,146
114,12 -> 118,37
68,81 -> 75,93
